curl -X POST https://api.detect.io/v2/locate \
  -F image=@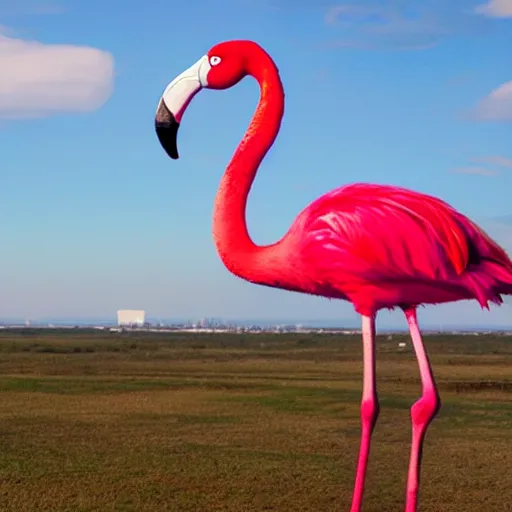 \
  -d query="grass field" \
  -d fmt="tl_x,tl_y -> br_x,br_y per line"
0,329 -> 510,511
